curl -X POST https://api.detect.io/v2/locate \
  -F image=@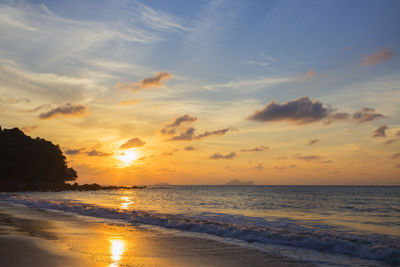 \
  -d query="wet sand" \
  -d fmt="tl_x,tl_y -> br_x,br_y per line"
0,201 -> 314,266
